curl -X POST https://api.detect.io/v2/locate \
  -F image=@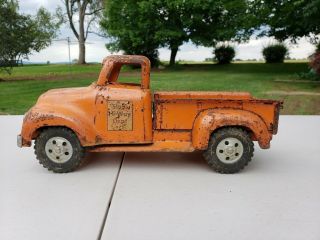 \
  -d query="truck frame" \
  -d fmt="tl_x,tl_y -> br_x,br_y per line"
18,55 -> 282,173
